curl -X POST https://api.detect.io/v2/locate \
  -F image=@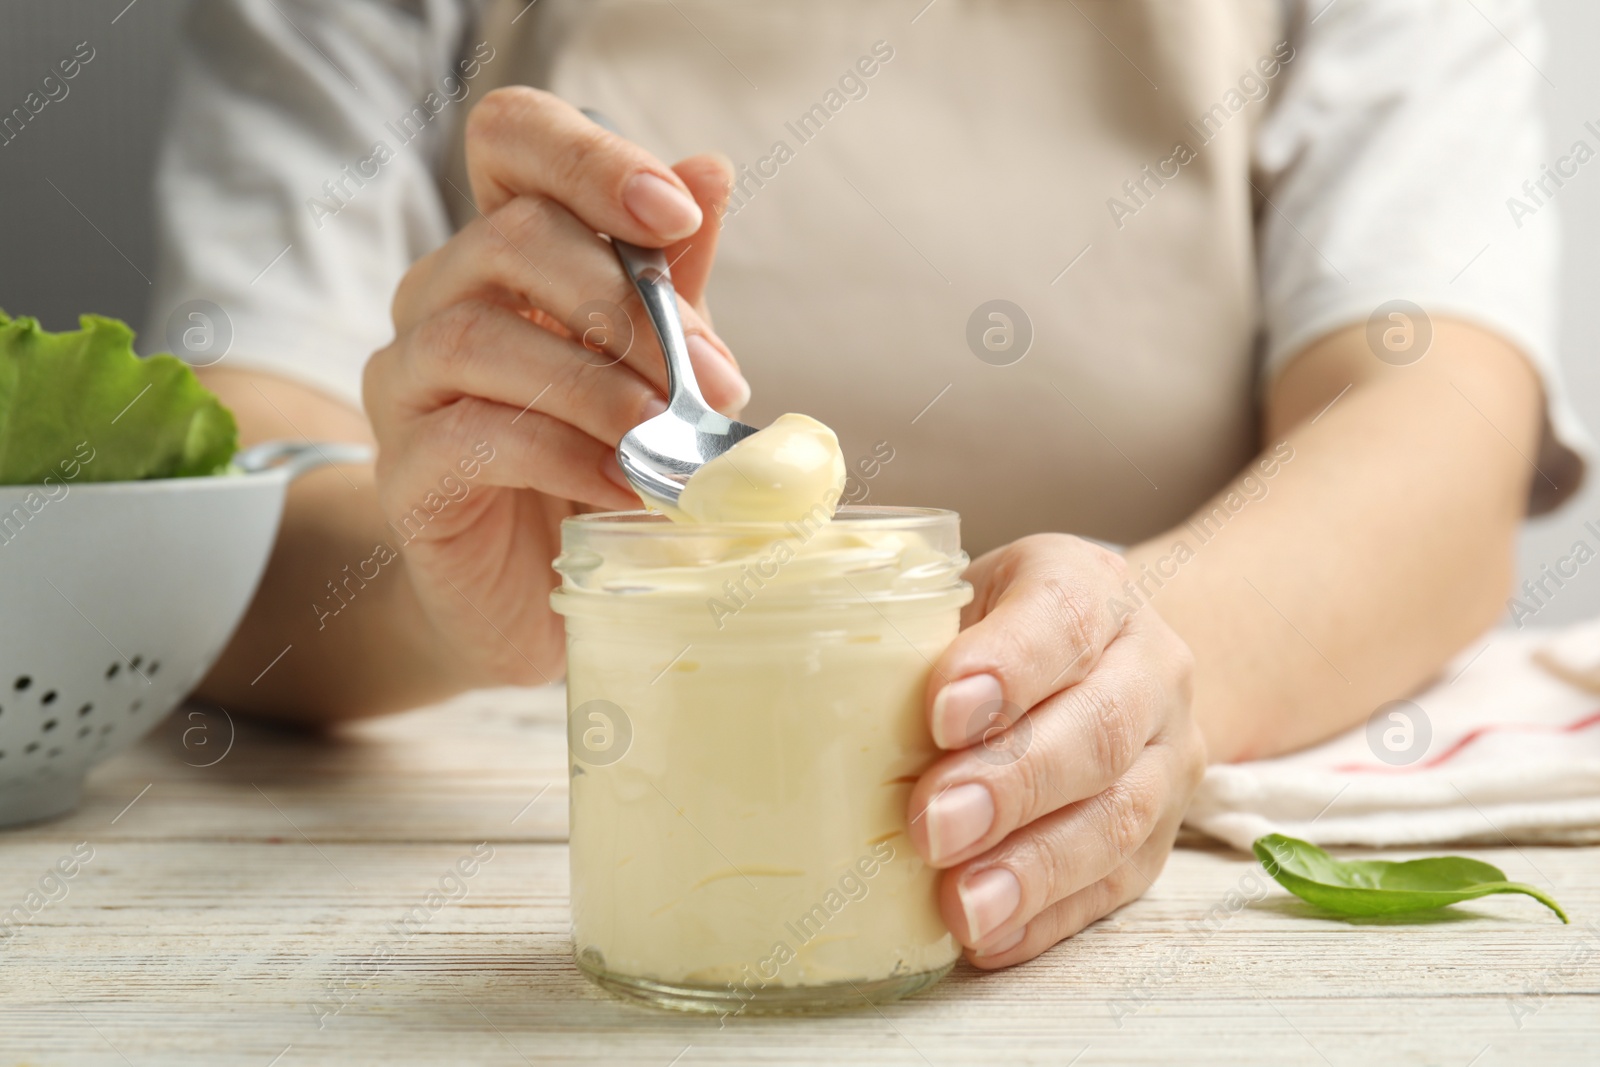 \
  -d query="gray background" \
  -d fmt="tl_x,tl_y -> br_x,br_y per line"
2,0 -> 1597,624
